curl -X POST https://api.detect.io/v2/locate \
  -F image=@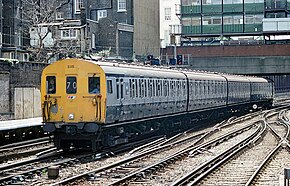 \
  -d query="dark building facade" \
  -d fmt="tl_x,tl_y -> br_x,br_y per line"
2,0 -> 29,61
55,0 -> 135,58
0,0 -> 2,56
0,0 -> 159,61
